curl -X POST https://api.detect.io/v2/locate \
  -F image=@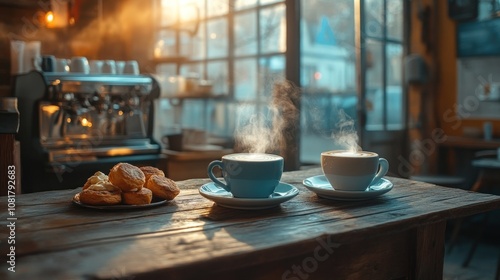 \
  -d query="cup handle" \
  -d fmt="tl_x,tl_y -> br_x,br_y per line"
371,158 -> 389,185
207,160 -> 230,192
